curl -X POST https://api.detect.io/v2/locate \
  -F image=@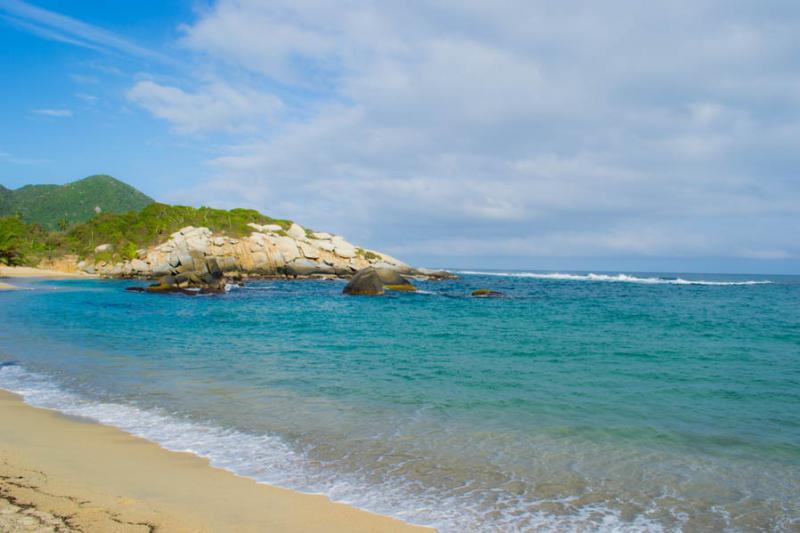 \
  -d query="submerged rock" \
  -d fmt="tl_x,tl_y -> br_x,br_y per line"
471,288 -> 504,297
